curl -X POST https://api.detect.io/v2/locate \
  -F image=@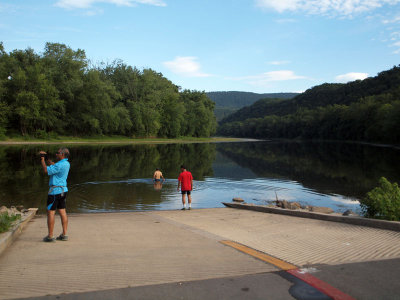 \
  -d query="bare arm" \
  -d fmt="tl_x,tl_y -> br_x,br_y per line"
39,151 -> 48,174
40,157 -> 47,174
